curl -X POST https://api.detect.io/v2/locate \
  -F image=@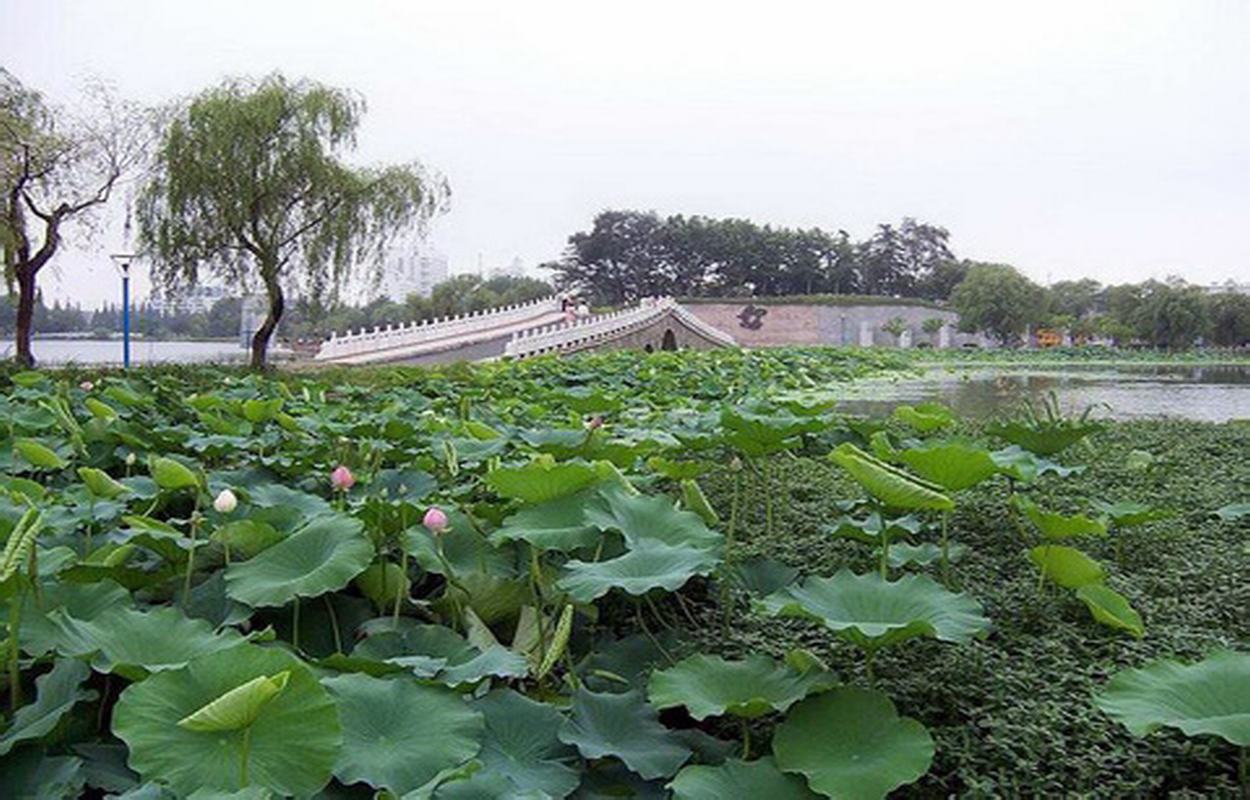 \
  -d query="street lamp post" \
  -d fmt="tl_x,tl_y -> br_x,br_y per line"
110,254 -> 137,369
